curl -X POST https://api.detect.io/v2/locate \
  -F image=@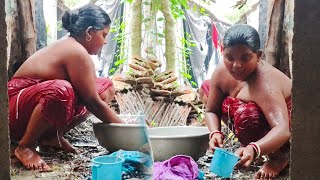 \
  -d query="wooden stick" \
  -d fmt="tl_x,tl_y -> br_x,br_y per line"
159,103 -> 172,127
181,106 -> 192,125
115,93 -> 128,114
145,100 -> 153,116
161,103 -> 174,126
134,91 -> 145,111
166,103 -> 178,126
128,91 -> 138,113
170,104 -> 182,126
153,102 -> 166,125
149,101 -> 160,120
173,106 -> 185,126
122,93 -> 133,114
